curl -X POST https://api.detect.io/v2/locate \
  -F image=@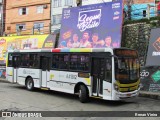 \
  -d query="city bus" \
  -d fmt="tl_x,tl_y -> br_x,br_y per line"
6,48 -> 140,103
